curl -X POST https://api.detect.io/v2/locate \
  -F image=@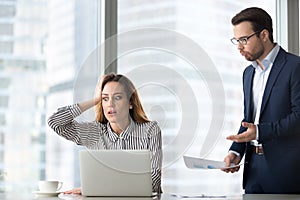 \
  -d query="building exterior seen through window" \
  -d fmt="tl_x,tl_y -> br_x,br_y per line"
0,0 -> 275,194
